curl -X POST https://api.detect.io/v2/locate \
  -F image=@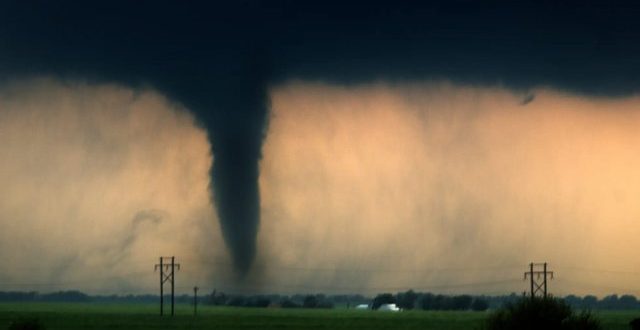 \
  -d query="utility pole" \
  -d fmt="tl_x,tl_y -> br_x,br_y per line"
157,257 -> 163,315
193,286 -> 199,316
171,257 -> 176,316
524,262 -> 554,299
155,256 -> 181,316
